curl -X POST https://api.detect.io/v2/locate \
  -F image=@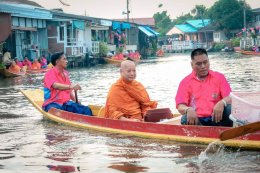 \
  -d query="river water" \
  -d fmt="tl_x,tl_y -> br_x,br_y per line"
0,53 -> 260,173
